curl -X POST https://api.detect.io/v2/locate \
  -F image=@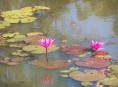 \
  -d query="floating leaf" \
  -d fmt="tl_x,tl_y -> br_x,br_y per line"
33,6 -> 50,10
9,43 -> 26,48
11,57 -> 25,62
26,32 -> 43,37
99,76 -> 118,86
109,64 -> 118,78
0,21 -> 11,29
61,45 -> 89,56
69,70 -> 106,81
12,50 -> 28,57
81,81 -> 92,86
60,70 -> 71,73
2,33 -> 15,38
20,17 -> 37,23
28,59 -> 71,69
22,45 -> 59,54
78,52 -> 91,57
69,67 -> 78,71
7,34 -> 26,42
75,58 -> 111,68
24,35 -> 43,44
60,75 -> 68,77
